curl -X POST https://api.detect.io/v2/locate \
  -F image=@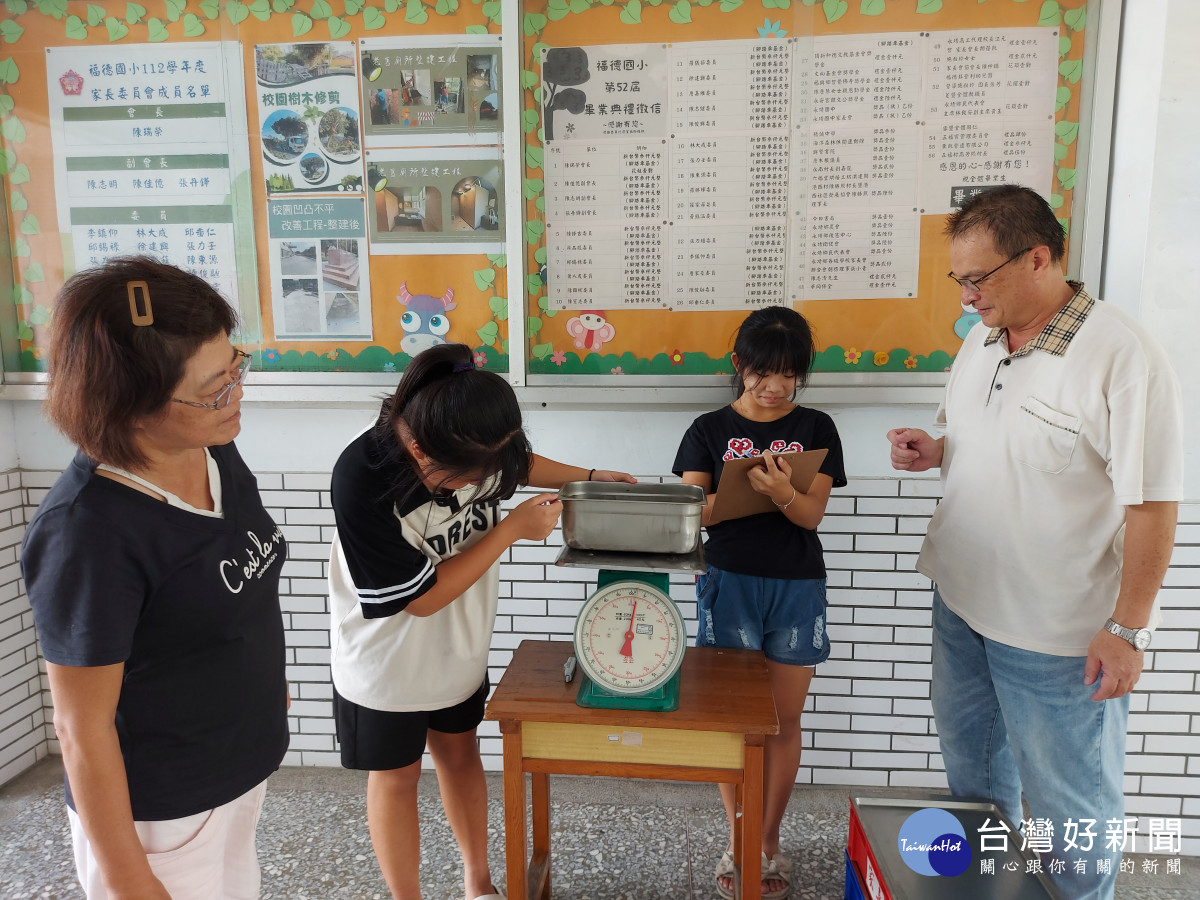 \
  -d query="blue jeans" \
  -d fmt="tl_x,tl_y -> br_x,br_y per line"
695,566 -> 830,667
931,591 -> 1129,900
